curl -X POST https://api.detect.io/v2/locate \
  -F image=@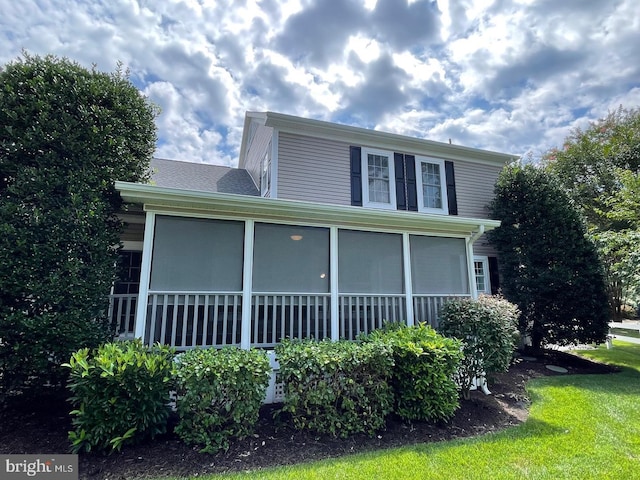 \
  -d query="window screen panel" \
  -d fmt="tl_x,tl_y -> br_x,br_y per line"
410,235 -> 469,294
252,223 -> 330,293
150,216 -> 244,291
338,230 -> 404,294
